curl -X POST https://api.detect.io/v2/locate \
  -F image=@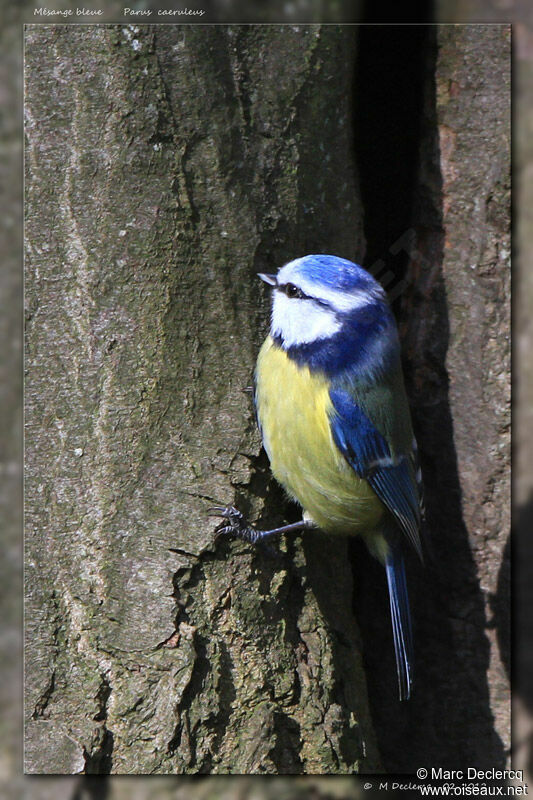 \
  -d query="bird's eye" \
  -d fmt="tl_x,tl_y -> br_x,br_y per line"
285,283 -> 301,298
